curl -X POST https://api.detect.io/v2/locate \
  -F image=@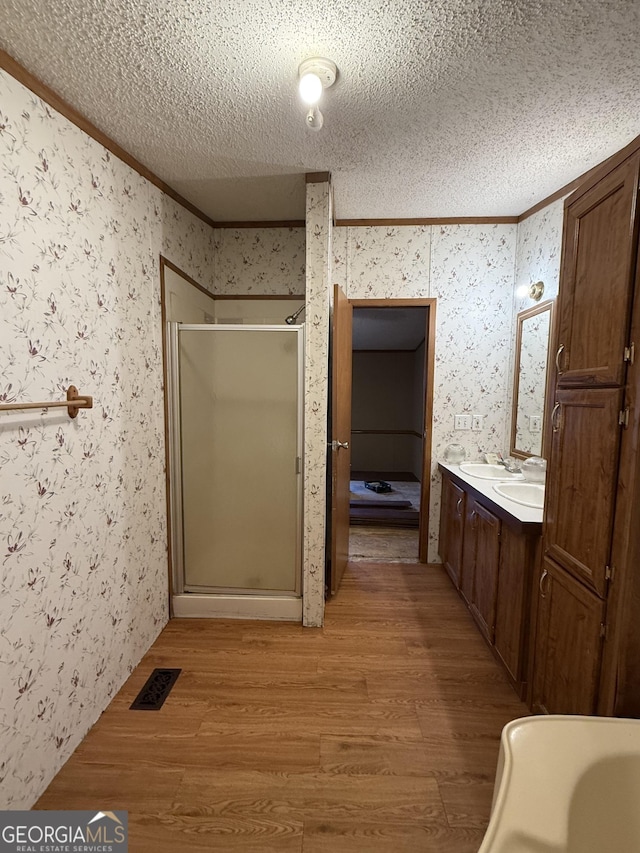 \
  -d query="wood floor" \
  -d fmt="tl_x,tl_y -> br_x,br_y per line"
36,562 -> 528,852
